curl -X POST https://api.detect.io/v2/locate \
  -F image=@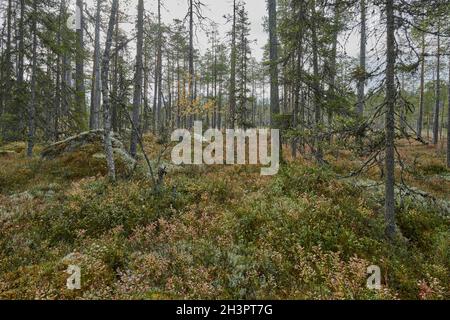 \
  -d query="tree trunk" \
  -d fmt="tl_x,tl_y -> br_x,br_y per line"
112,13 -> 120,133
130,0 -> 144,158
229,0 -> 237,129
16,0 -> 26,135
357,0 -> 366,116
447,53 -> 450,168
27,1 -> 38,157
157,0 -> 163,132
76,0 -> 87,130
102,0 -> 120,181
328,1 -> 340,144
90,0 -> 102,130
417,31 -> 425,139
311,1 -> 322,164
268,0 -> 280,126
432,28 -> 440,145
188,0 -> 195,127
384,0 -> 397,239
